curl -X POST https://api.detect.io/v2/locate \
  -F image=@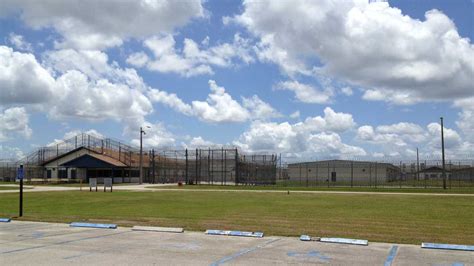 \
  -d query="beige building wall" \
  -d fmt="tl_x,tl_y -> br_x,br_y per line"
288,161 -> 399,184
